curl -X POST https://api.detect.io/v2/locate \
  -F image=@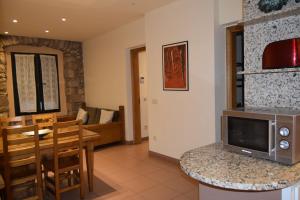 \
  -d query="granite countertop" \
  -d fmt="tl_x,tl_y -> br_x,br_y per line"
180,143 -> 300,191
